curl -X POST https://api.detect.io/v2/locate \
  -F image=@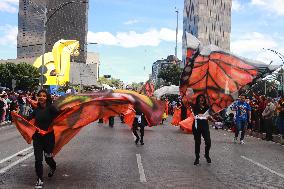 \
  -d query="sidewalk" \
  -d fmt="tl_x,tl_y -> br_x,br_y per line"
246,130 -> 284,145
